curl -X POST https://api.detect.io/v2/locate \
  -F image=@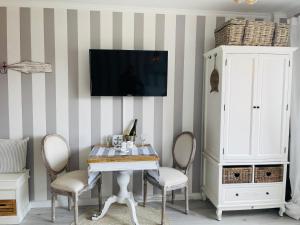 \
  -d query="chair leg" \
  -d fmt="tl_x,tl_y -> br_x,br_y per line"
161,187 -> 166,225
171,190 -> 175,204
68,196 -> 72,211
51,193 -> 56,222
73,194 -> 79,225
185,185 -> 189,215
143,173 -> 147,207
97,177 -> 102,212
